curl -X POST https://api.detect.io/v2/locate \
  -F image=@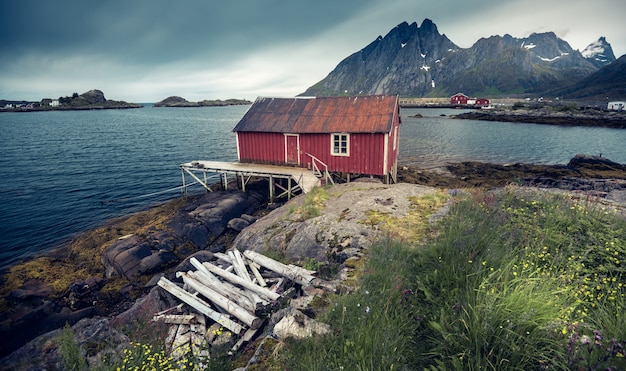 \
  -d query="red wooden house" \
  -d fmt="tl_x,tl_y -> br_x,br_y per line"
232,95 -> 401,183
450,93 -> 469,105
475,98 -> 490,106
450,93 -> 490,106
